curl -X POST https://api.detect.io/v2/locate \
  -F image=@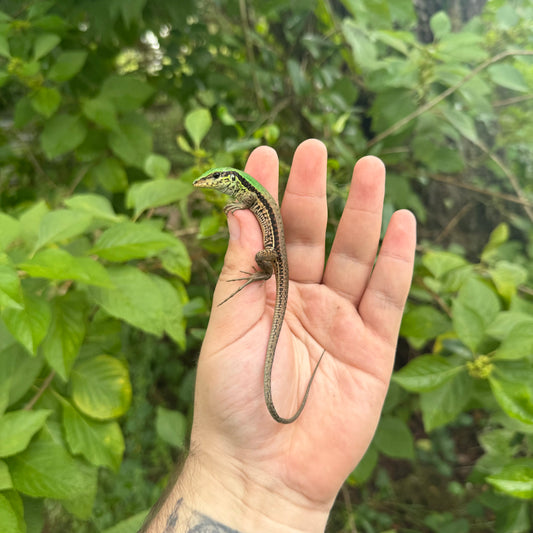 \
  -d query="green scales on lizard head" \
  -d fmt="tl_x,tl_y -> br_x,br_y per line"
193,167 -> 324,424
